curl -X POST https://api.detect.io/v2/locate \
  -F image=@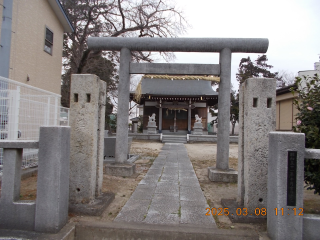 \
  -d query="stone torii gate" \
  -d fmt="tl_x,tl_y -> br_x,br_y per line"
88,37 -> 268,181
